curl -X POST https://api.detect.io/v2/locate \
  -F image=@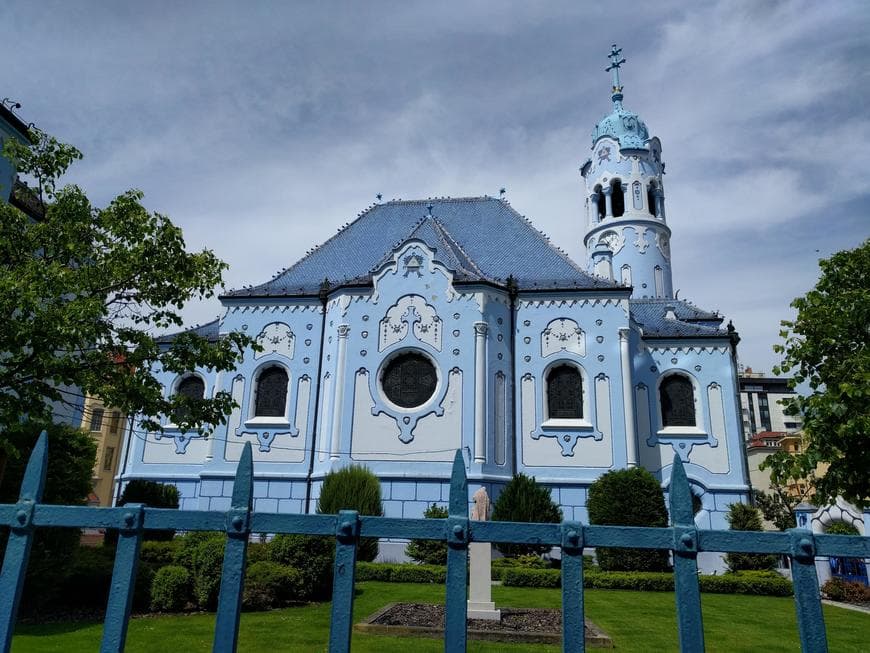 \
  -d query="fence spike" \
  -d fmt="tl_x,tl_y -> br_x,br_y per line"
445,449 -> 469,653
213,442 -> 253,653
0,430 -> 48,653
